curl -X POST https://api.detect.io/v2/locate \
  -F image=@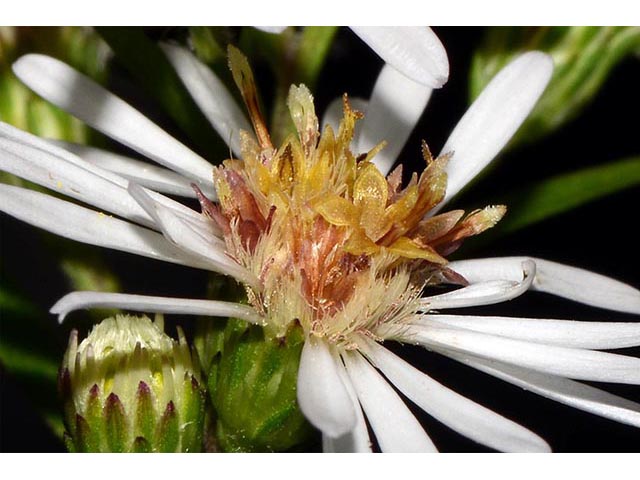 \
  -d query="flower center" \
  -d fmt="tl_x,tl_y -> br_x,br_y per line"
198,48 -> 505,346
